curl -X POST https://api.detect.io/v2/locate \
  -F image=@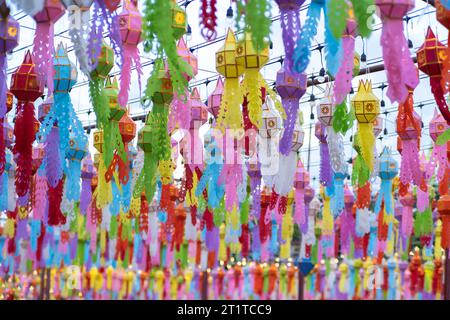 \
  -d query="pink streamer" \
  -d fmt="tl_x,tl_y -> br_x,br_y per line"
33,23 -> 54,94
381,20 -> 419,103
416,187 -> 429,213
294,187 -> 305,227
401,204 -> 413,237
118,45 -> 141,107
33,173 -> 47,220
400,139 -> 424,186
432,144 -> 449,181
333,36 -> 355,105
